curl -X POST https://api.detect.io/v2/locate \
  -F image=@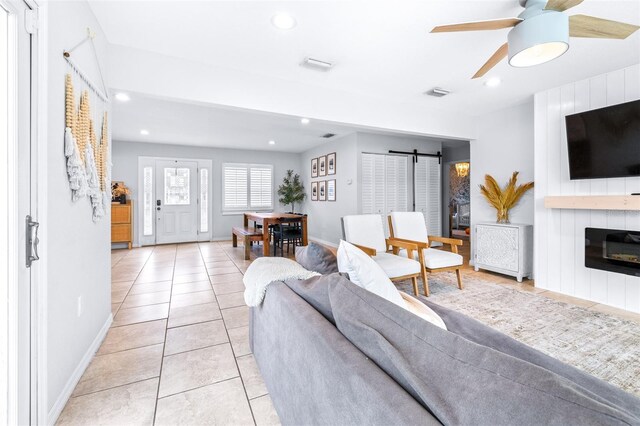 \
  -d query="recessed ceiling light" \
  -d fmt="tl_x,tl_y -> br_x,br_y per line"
300,118 -> 310,125
115,92 -> 130,102
140,129 -> 149,135
268,140 -> 276,145
485,77 -> 501,88
271,13 -> 296,30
